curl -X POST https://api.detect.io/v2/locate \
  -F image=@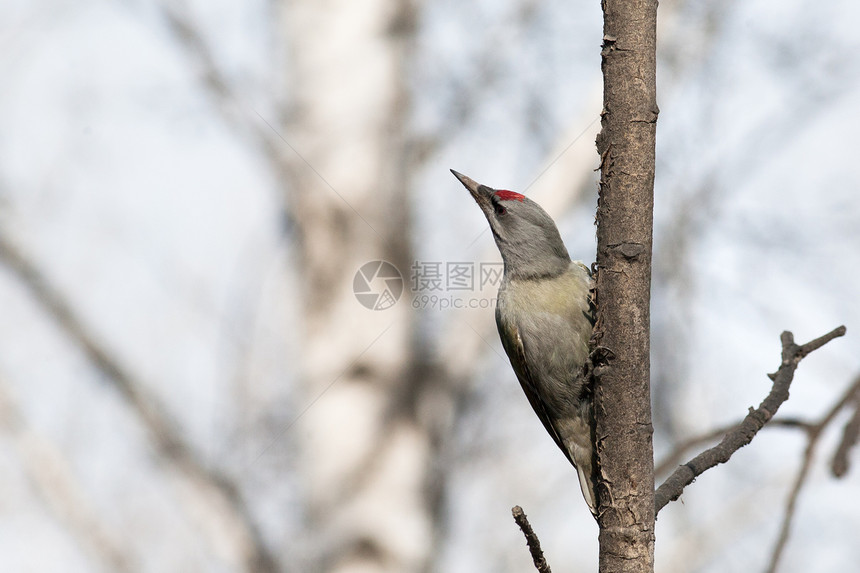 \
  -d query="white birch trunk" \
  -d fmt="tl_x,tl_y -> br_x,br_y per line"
282,1 -> 435,572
